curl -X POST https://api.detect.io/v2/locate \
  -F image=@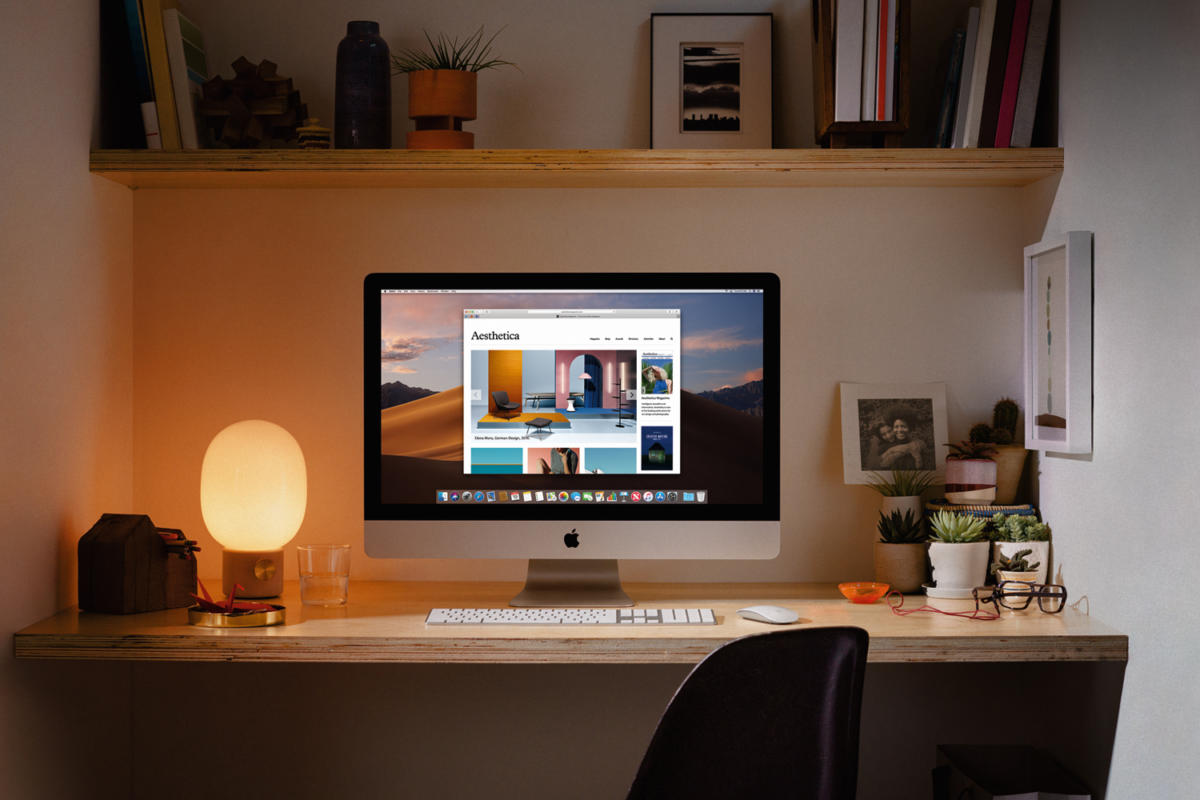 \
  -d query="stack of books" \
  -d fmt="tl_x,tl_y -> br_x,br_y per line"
833,0 -> 902,122
933,0 -> 1054,148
